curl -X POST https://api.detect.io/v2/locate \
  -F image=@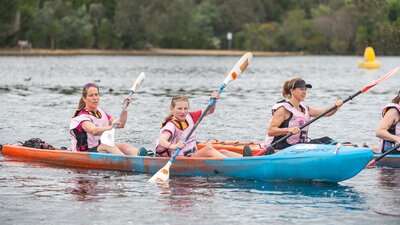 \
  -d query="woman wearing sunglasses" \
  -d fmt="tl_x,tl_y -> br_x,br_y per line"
264,77 -> 343,151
